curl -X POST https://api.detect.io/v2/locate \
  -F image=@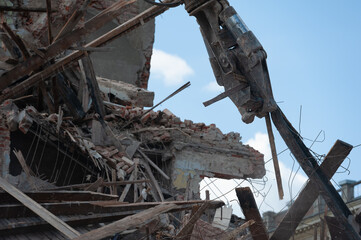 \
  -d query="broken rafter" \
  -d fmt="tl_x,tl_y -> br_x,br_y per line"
140,158 -> 165,202
176,202 -> 210,239
221,220 -> 255,240
265,113 -> 283,200
138,149 -> 170,180
53,0 -> 92,43
270,140 -> 353,240
81,52 -> 106,118
46,179 -> 150,191
236,187 -> 269,240
271,108 -> 360,240
0,0 -> 137,91
0,2 -> 169,102
46,0 -> 53,44
73,203 -> 177,240
1,22 -> 30,59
